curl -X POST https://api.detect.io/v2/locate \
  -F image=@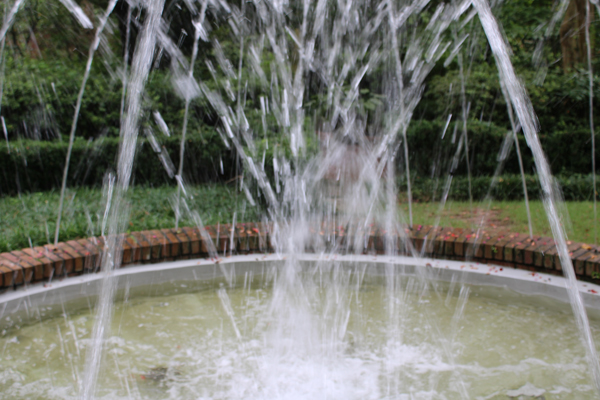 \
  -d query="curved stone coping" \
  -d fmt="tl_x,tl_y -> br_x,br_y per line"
1,223 -> 600,291
2,254 -> 600,331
